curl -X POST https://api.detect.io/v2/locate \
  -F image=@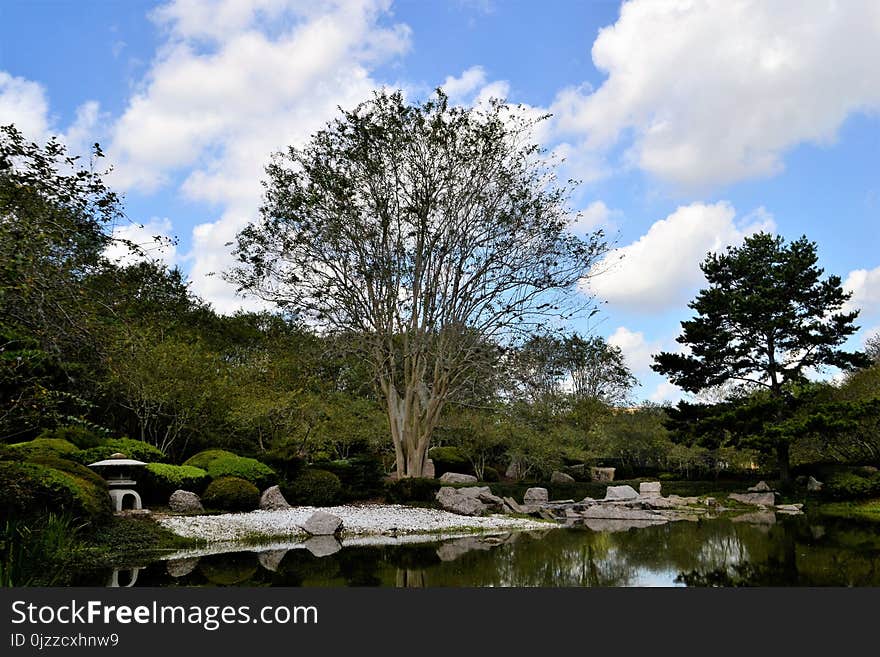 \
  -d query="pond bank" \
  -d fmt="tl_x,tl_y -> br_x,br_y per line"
155,503 -> 555,543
